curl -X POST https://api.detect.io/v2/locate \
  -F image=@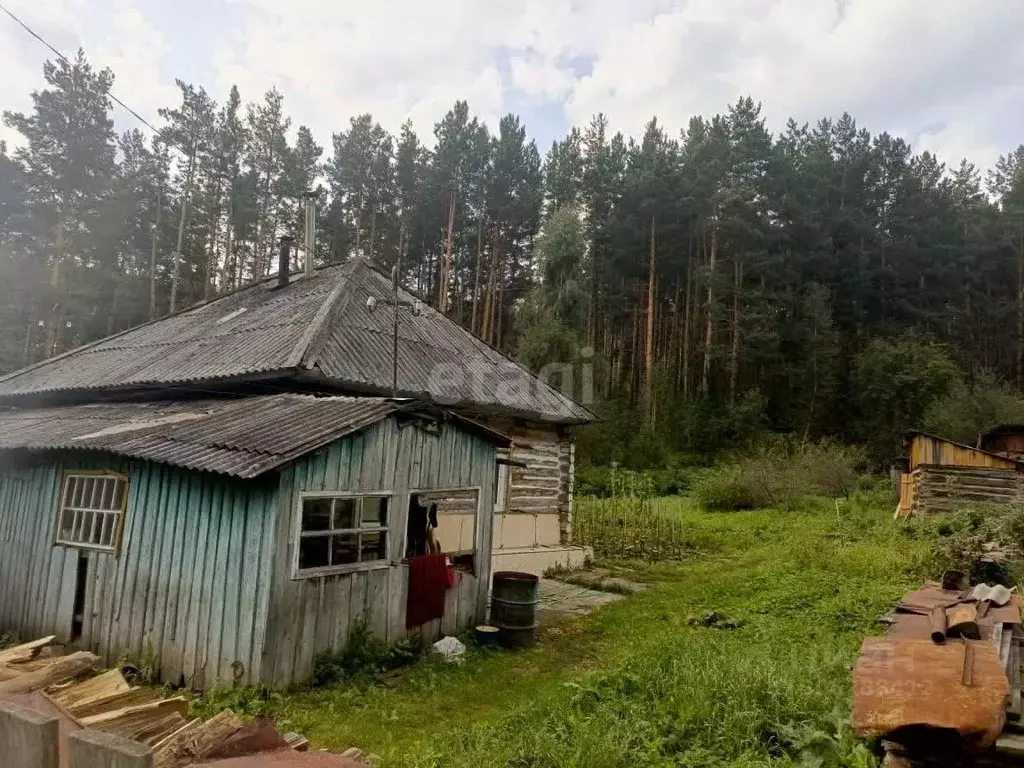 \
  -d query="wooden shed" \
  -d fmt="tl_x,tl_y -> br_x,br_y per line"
0,395 -> 505,688
897,432 -> 1024,518
979,425 -> 1024,459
